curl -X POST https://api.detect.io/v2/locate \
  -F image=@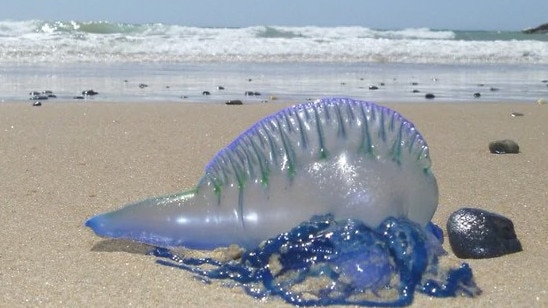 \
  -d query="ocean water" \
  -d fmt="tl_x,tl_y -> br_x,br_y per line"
0,20 -> 547,103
